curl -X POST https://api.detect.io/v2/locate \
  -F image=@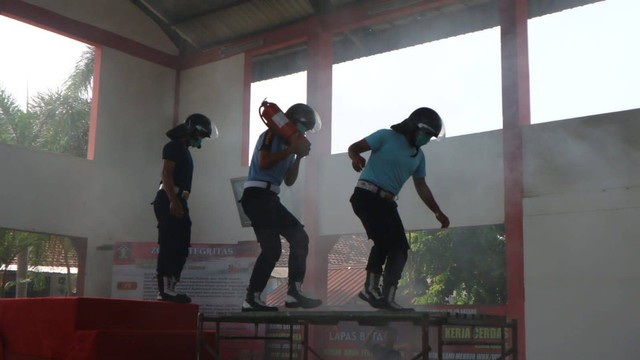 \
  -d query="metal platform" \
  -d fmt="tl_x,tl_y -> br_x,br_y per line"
196,310 -> 517,360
